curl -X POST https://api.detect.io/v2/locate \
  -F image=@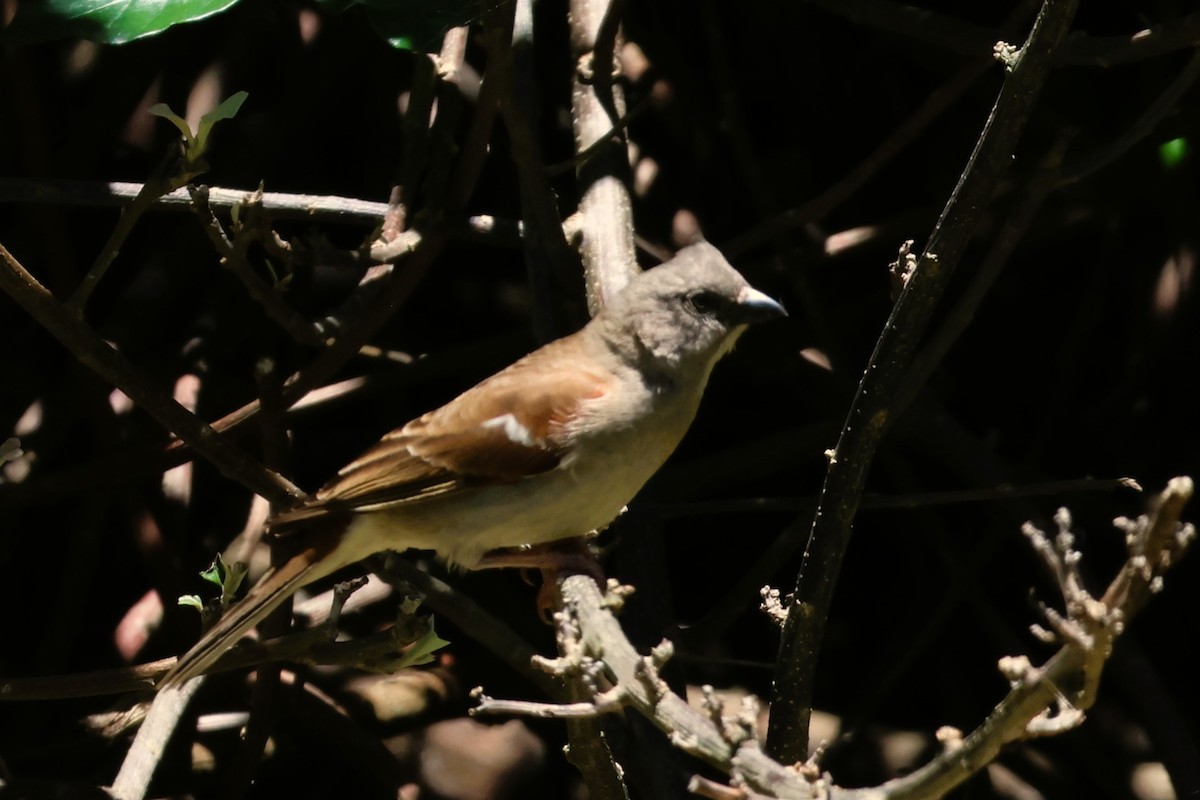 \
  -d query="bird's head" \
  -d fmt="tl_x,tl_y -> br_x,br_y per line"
599,242 -> 786,376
